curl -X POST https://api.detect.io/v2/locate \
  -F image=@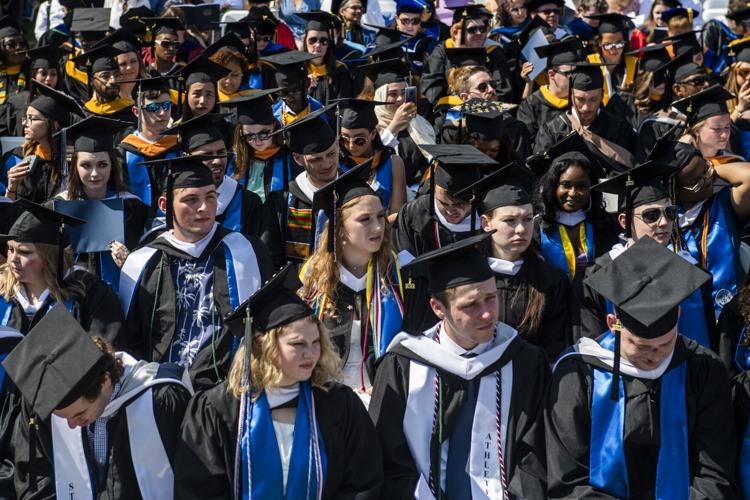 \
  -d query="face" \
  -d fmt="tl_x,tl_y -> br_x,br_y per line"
533,2 -> 560,29
613,316 -> 678,370
580,6 -> 603,26
22,106 -> 49,142
117,51 -> 140,81
384,81 -> 407,113
548,64 -> 573,93
138,95 -> 172,132
167,185 -> 218,240
305,29 -> 330,59
187,82 -> 216,116
696,114 -> 732,153
255,32 -> 272,52
463,19 -> 489,48
53,373 -> 112,429
674,72 -> 710,97
340,127 -> 376,157
341,195 -> 385,255
472,138 -> 502,159
2,35 -> 26,65
621,198 -> 675,245
572,88 -> 603,126
92,69 -> 121,101
281,84 -> 307,113
154,33 -> 179,62
677,155 -> 714,204
465,71 -> 497,100
556,164 -> 592,212
192,139 -> 229,185
600,32 -> 625,65
652,2 -> 668,26
396,13 -> 422,36
431,278 -> 499,345
294,142 -> 339,185
276,318 -> 321,385
507,0 -> 528,25
6,240 -> 45,286
735,61 -> 750,87
481,204 -> 534,258
33,67 -> 58,88
242,123 -> 275,152
76,151 -> 112,195
219,61 -> 243,95
435,185 -> 471,224
340,0 -> 364,22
